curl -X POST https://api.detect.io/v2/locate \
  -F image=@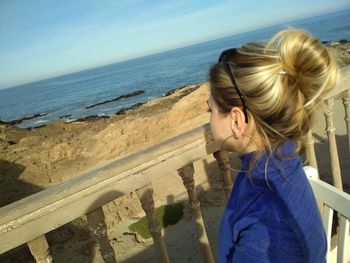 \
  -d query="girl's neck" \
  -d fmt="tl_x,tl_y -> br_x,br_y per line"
237,131 -> 262,155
